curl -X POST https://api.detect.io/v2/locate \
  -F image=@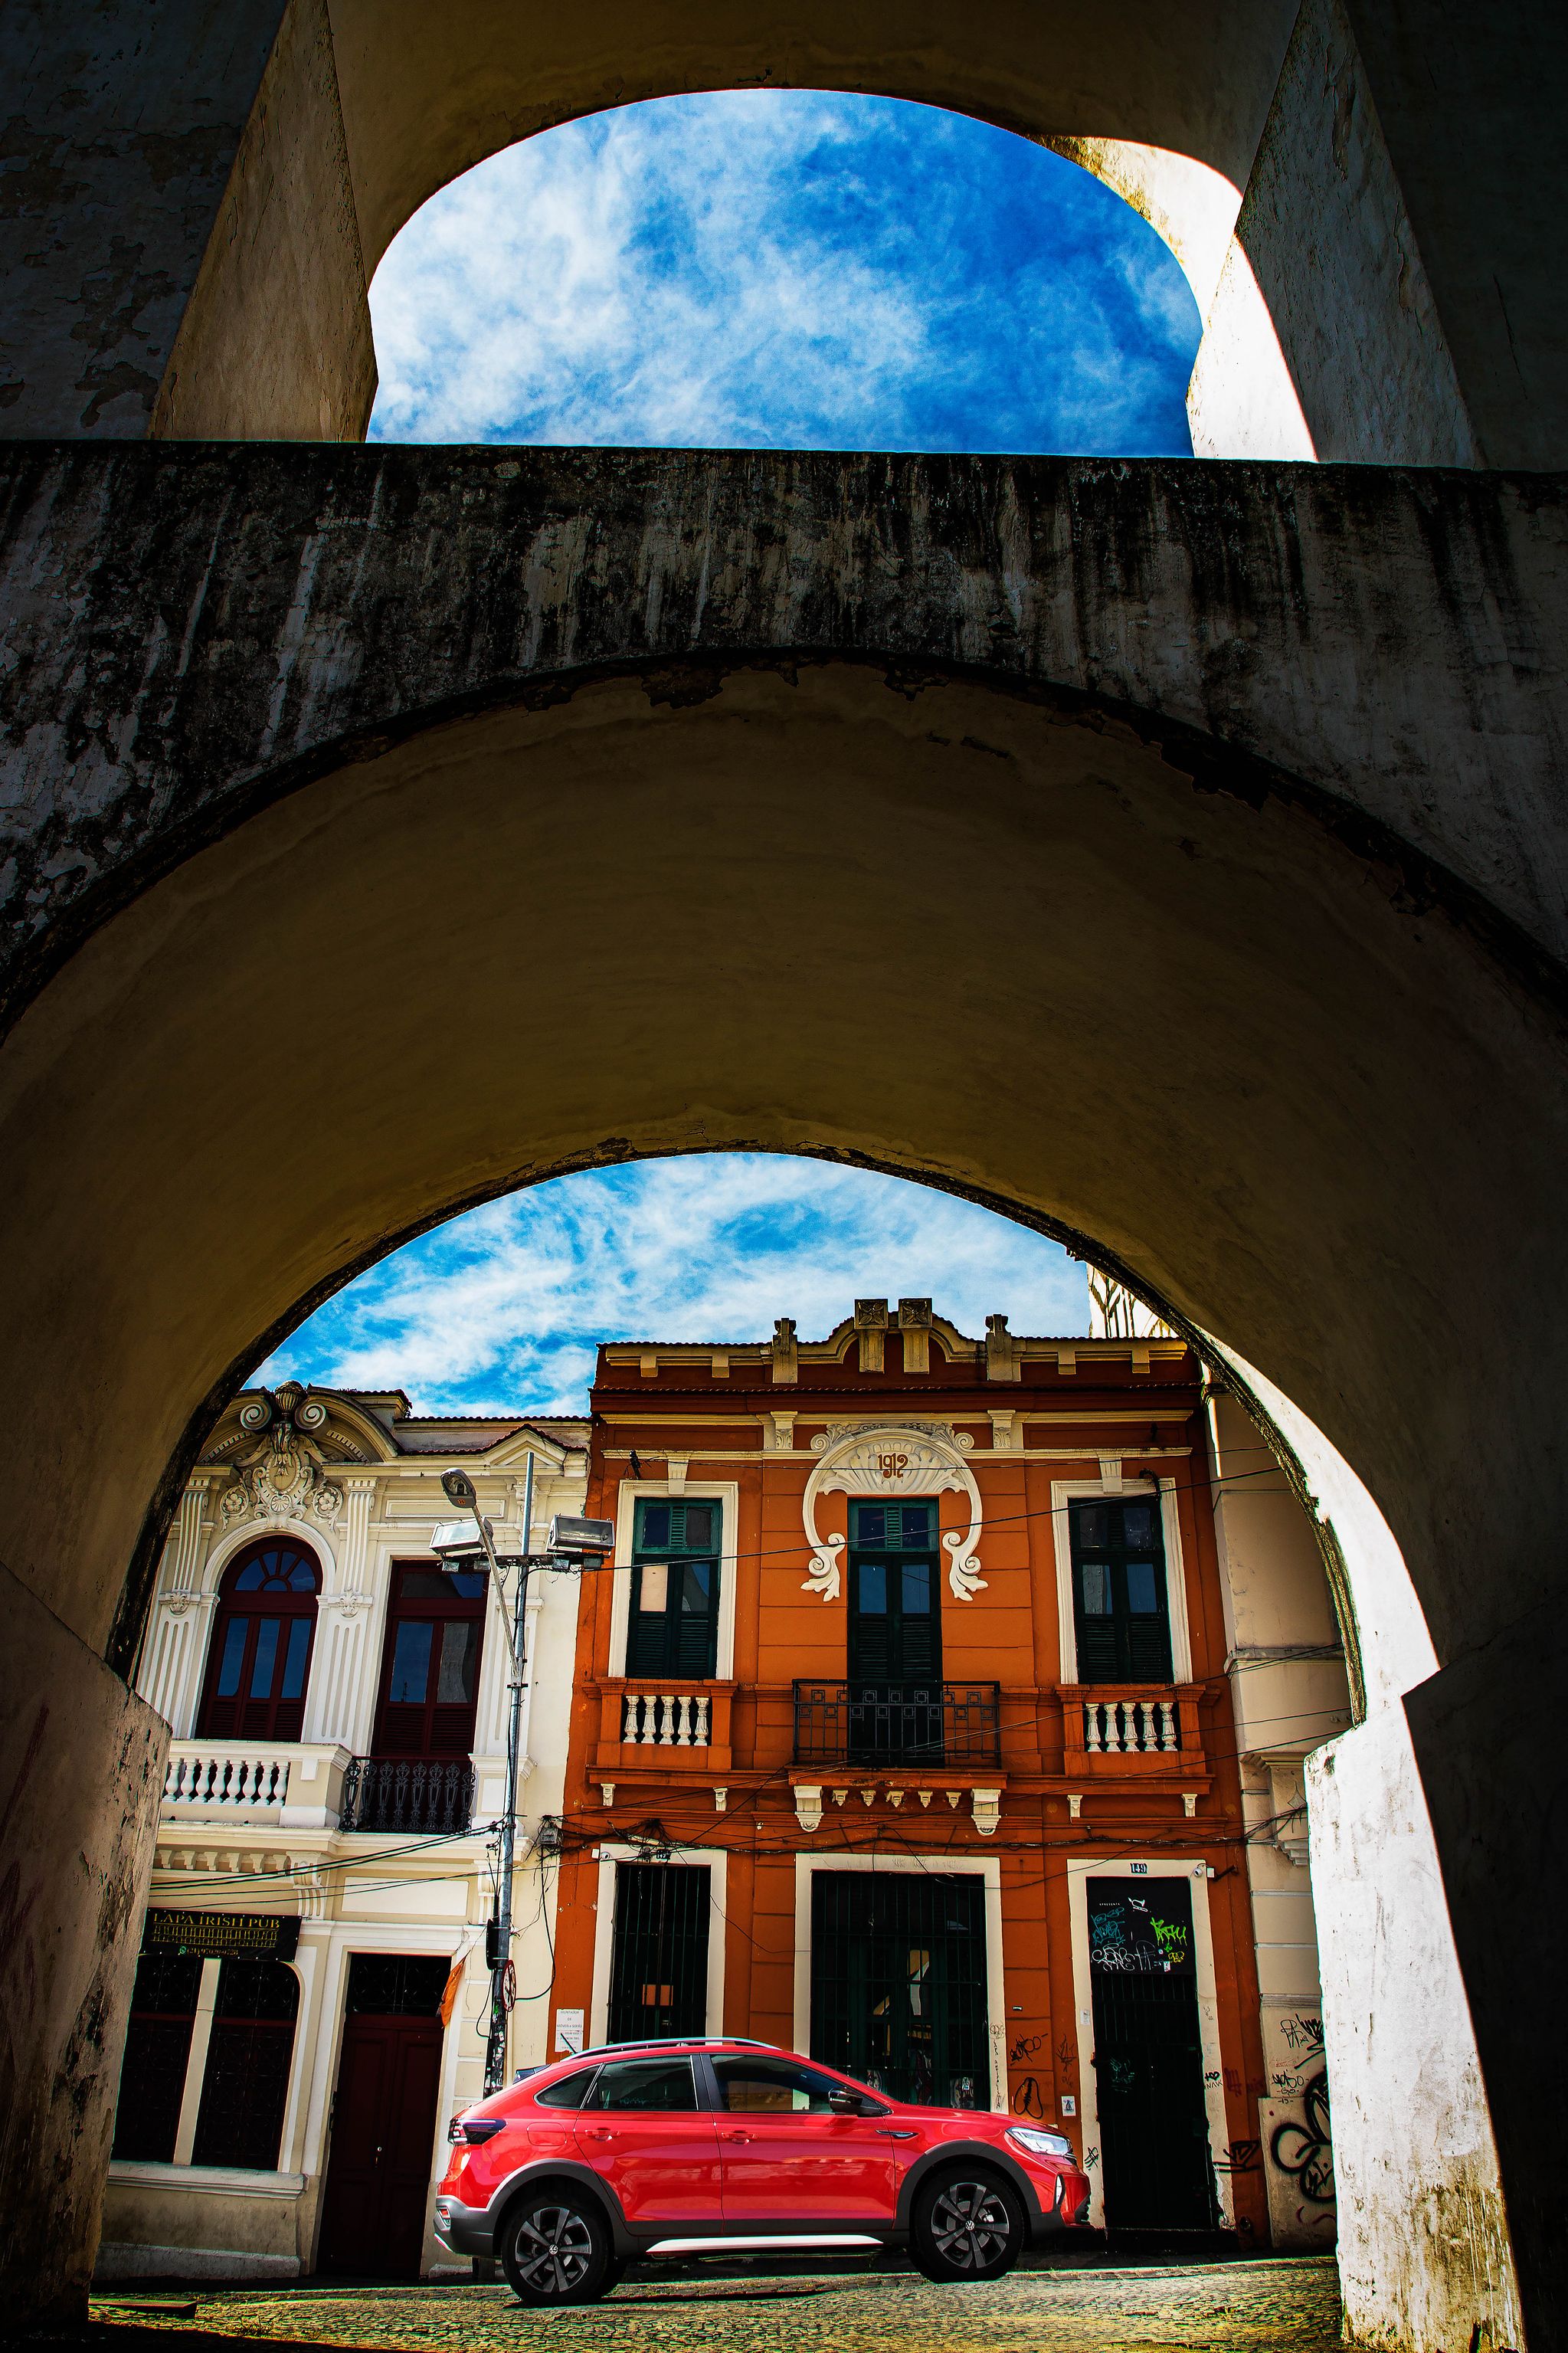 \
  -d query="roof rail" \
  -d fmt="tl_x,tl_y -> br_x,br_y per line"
567,2036 -> 784,2060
